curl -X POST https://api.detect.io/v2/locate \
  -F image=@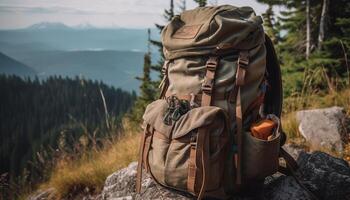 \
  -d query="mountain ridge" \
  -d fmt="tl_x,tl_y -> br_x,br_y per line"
0,52 -> 36,76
